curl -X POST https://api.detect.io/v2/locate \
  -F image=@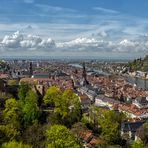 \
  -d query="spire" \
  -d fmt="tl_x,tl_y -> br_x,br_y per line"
81,62 -> 89,86
82,62 -> 86,79
29,62 -> 33,77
